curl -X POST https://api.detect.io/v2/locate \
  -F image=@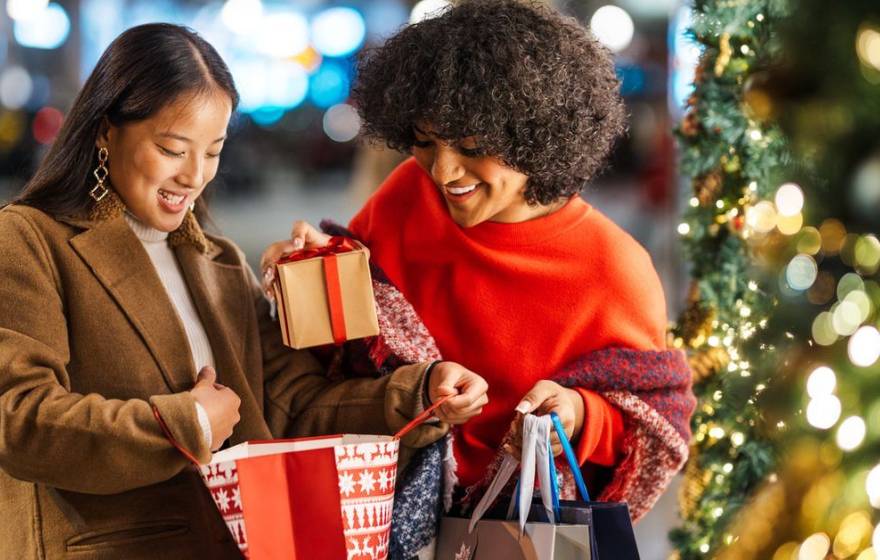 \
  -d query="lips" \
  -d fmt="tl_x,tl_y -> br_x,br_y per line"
157,188 -> 188,212
442,183 -> 481,204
